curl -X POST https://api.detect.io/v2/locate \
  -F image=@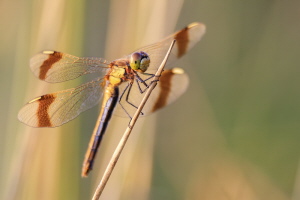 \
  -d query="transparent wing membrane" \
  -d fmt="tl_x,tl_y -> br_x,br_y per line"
18,77 -> 104,127
30,51 -> 110,83
132,22 -> 206,73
